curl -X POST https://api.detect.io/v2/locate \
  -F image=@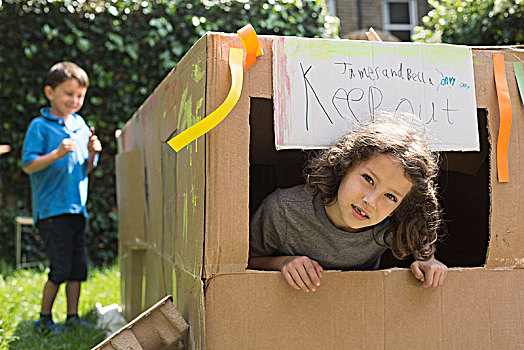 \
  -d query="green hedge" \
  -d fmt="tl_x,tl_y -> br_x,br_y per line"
413,0 -> 523,45
0,0 -> 339,266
